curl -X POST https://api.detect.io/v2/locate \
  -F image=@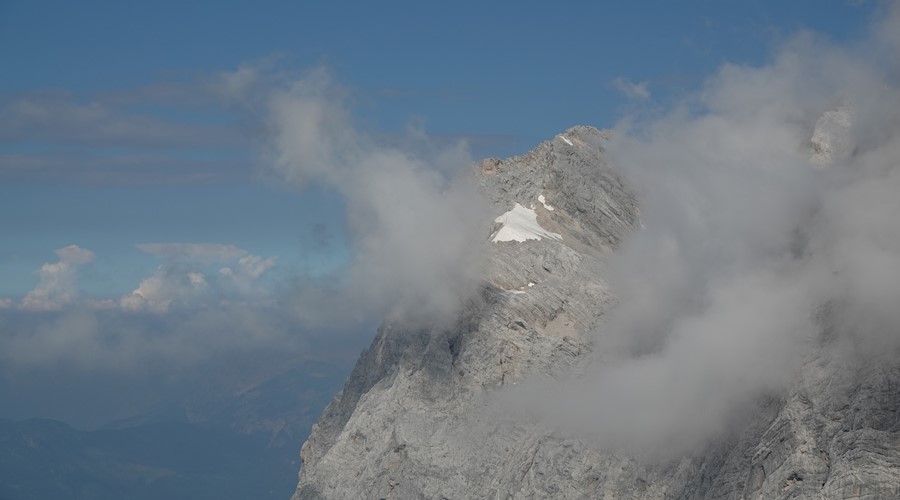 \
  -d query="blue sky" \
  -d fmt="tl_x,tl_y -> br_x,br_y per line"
0,0 -> 877,299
